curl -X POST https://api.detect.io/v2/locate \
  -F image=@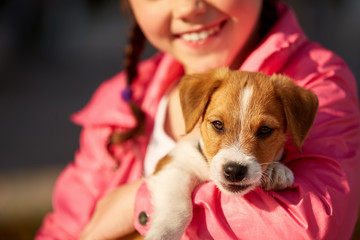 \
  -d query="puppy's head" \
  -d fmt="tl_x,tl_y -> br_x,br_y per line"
179,68 -> 318,195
